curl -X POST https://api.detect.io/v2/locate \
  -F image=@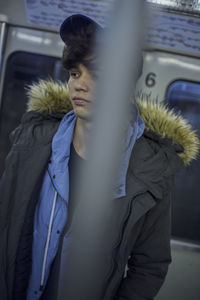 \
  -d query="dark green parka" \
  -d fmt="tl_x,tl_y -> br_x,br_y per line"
0,80 -> 199,300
